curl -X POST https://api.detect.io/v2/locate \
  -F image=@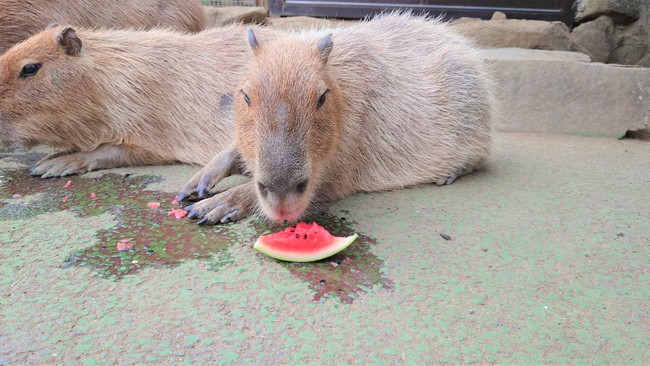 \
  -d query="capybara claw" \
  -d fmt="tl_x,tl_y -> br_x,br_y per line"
198,187 -> 209,199
220,209 -> 240,223
197,177 -> 212,198
433,171 -> 460,186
